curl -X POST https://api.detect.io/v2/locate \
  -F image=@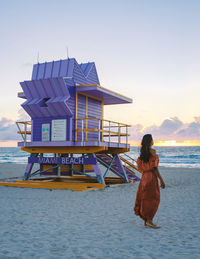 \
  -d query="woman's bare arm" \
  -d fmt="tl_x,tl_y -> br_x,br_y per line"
154,168 -> 165,189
